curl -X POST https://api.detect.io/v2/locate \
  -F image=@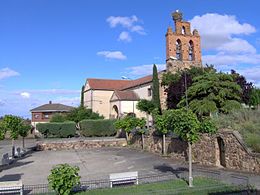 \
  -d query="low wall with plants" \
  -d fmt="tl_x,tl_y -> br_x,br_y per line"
79,119 -> 117,137
36,122 -> 76,138
130,129 -> 260,174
